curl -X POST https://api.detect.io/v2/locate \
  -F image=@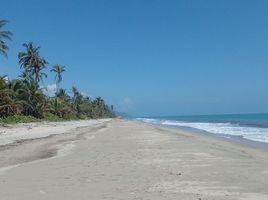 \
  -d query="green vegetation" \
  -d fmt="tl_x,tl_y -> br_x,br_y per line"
0,20 -> 115,123
0,115 -> 41,124
0,20 -> 12,57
